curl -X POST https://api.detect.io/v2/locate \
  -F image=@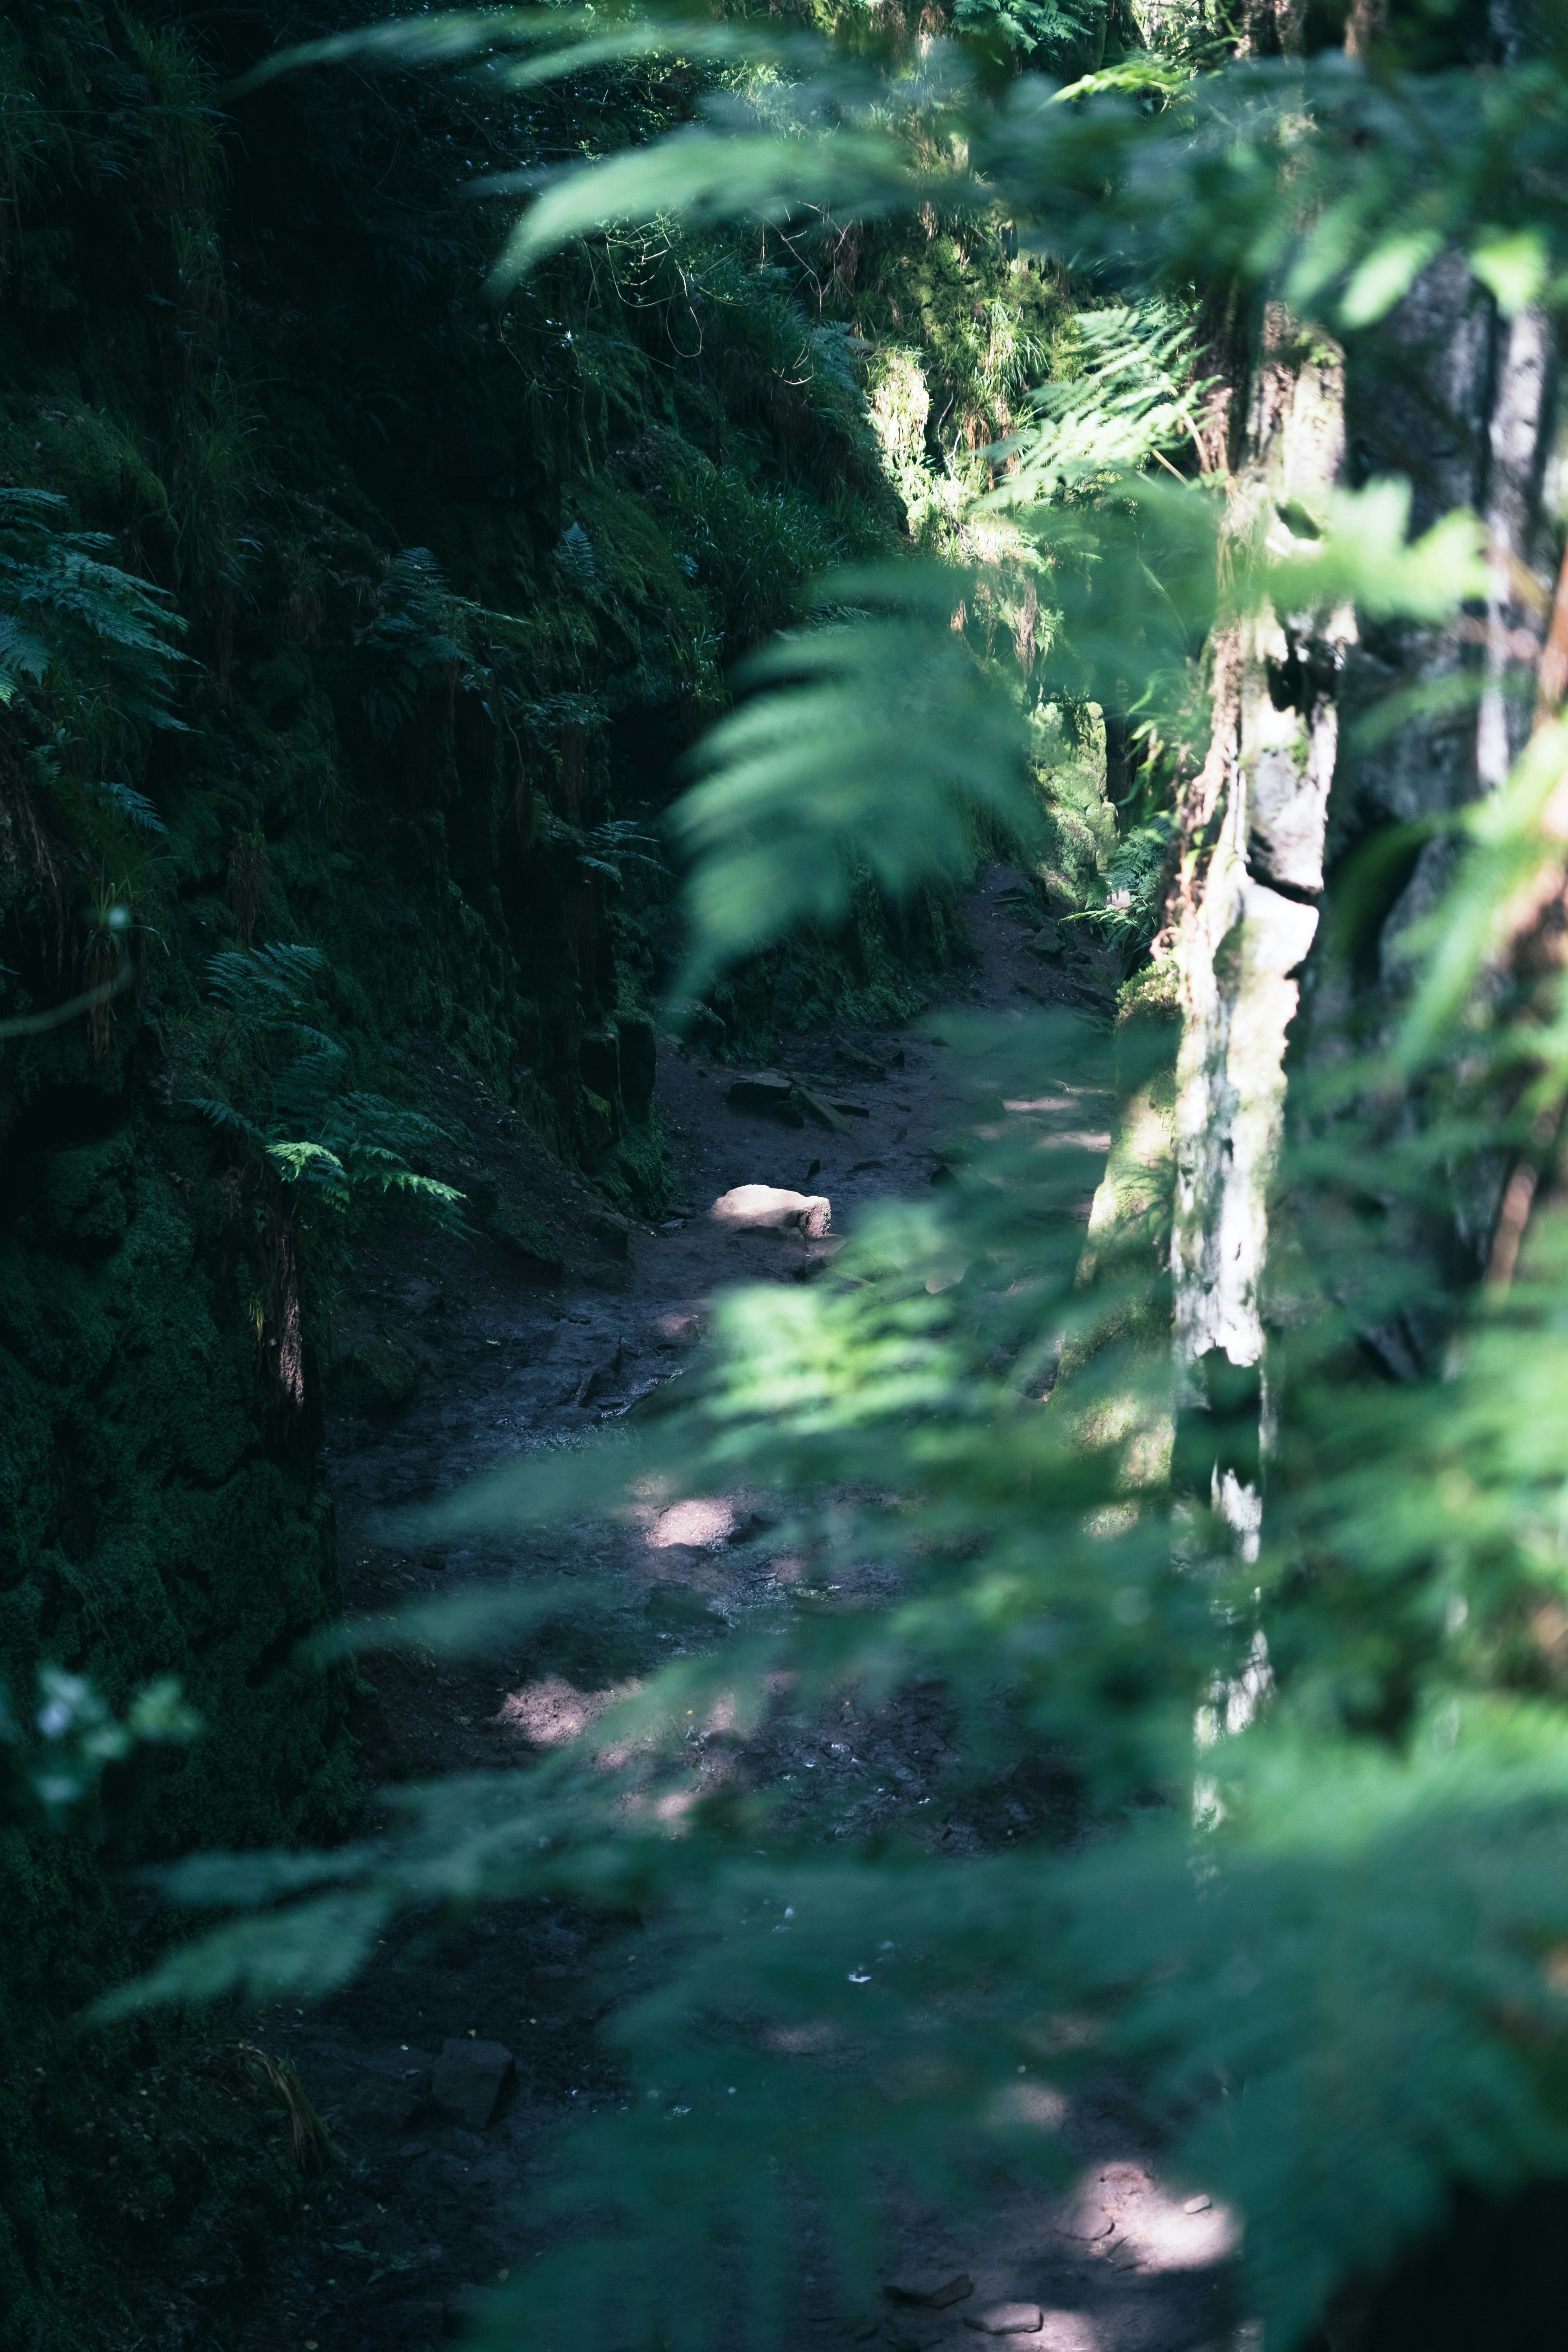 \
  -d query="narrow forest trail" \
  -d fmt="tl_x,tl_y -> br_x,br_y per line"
233,873 -> 1243,2352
